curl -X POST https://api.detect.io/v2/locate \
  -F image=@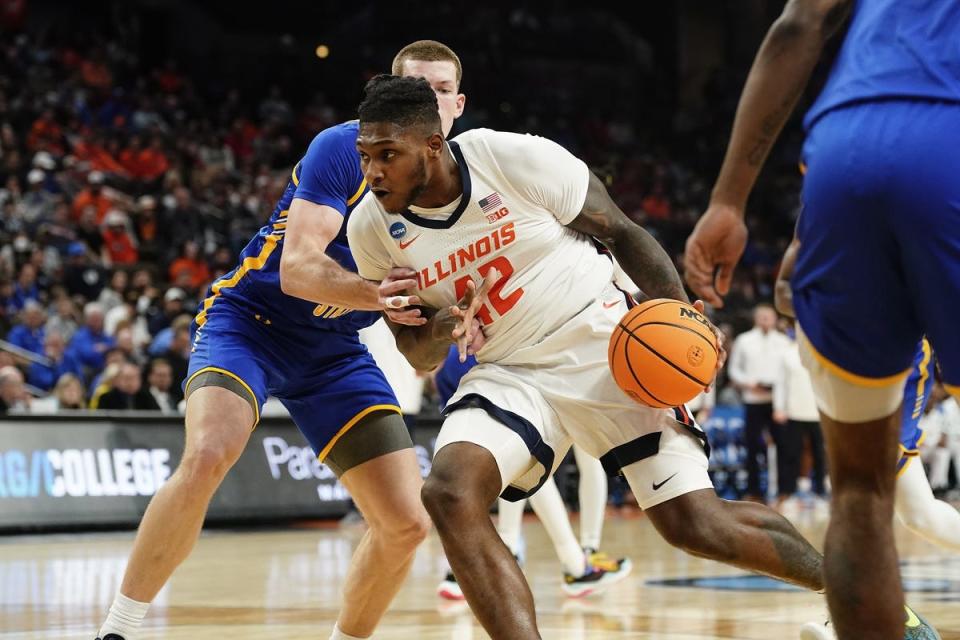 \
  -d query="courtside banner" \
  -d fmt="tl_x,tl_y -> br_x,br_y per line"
0,414 -> 438,531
